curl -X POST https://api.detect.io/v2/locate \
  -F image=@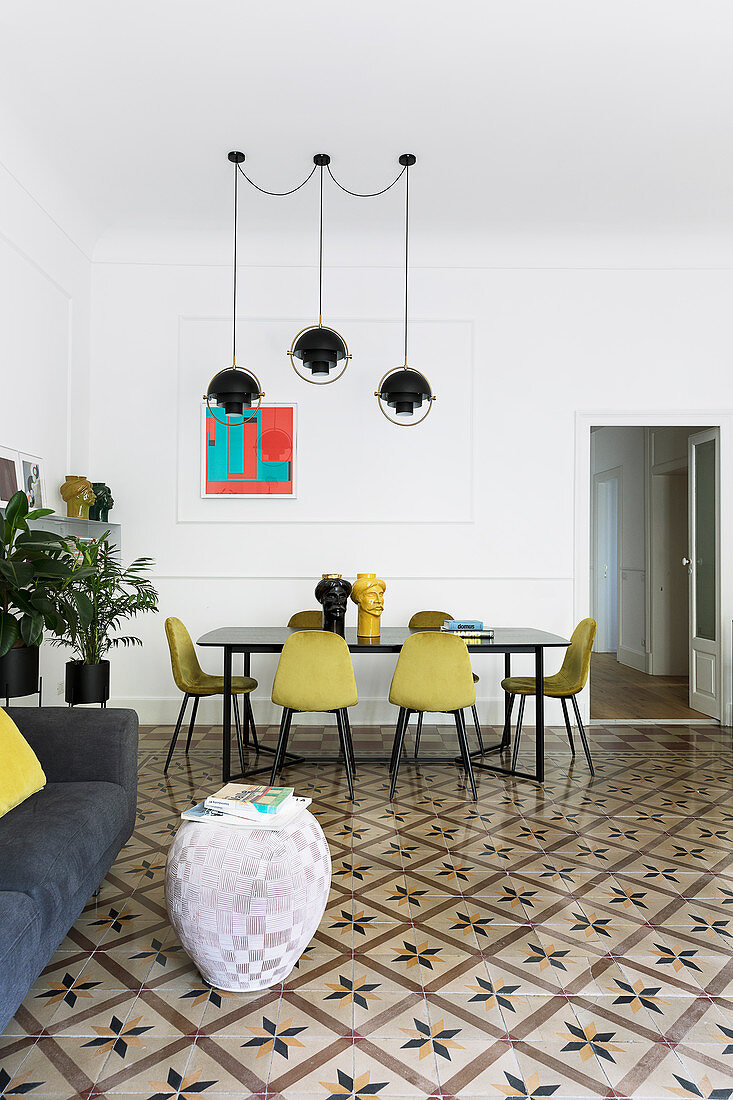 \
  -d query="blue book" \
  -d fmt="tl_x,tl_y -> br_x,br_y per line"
443,619 -> 484,631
